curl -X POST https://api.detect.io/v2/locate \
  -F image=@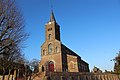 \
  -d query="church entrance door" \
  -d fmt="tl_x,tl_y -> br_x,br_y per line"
48,61 -> 54,72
